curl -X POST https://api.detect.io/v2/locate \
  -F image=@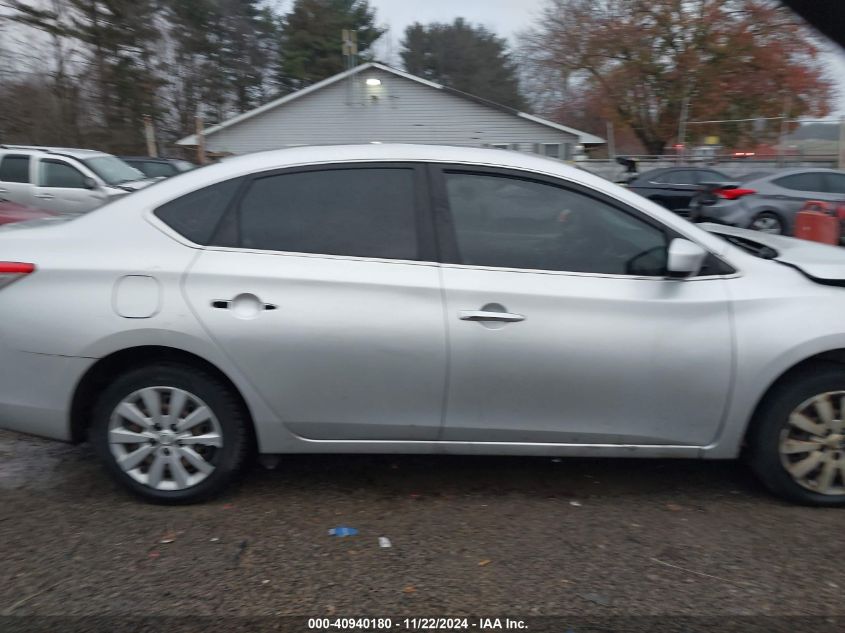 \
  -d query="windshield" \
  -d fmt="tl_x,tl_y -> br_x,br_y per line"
84,156 -> 146,186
